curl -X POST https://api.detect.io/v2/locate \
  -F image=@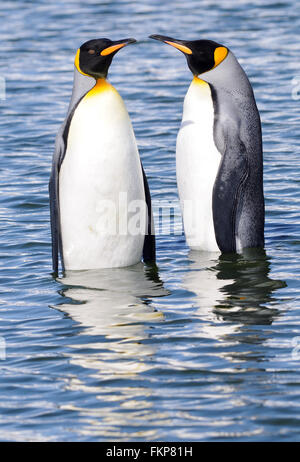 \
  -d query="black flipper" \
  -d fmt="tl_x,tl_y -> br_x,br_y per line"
212,134 -> 249,253
49,70 -> 99,274
49,91 -> 87,275
141,164 -> 156,263
49,144 -> 65,275
49,166 -> 59,274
